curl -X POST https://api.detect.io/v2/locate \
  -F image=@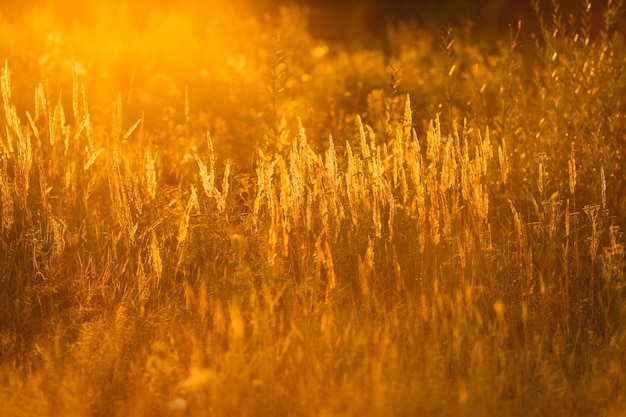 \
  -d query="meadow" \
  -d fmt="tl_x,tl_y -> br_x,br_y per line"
0,0 -> 625,416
